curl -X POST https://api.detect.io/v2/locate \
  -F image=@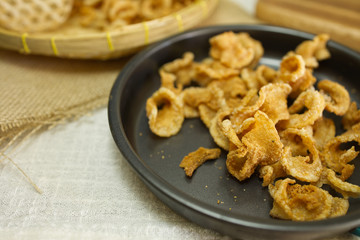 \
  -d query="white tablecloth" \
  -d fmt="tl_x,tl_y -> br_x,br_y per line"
1,1 -> 359,239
